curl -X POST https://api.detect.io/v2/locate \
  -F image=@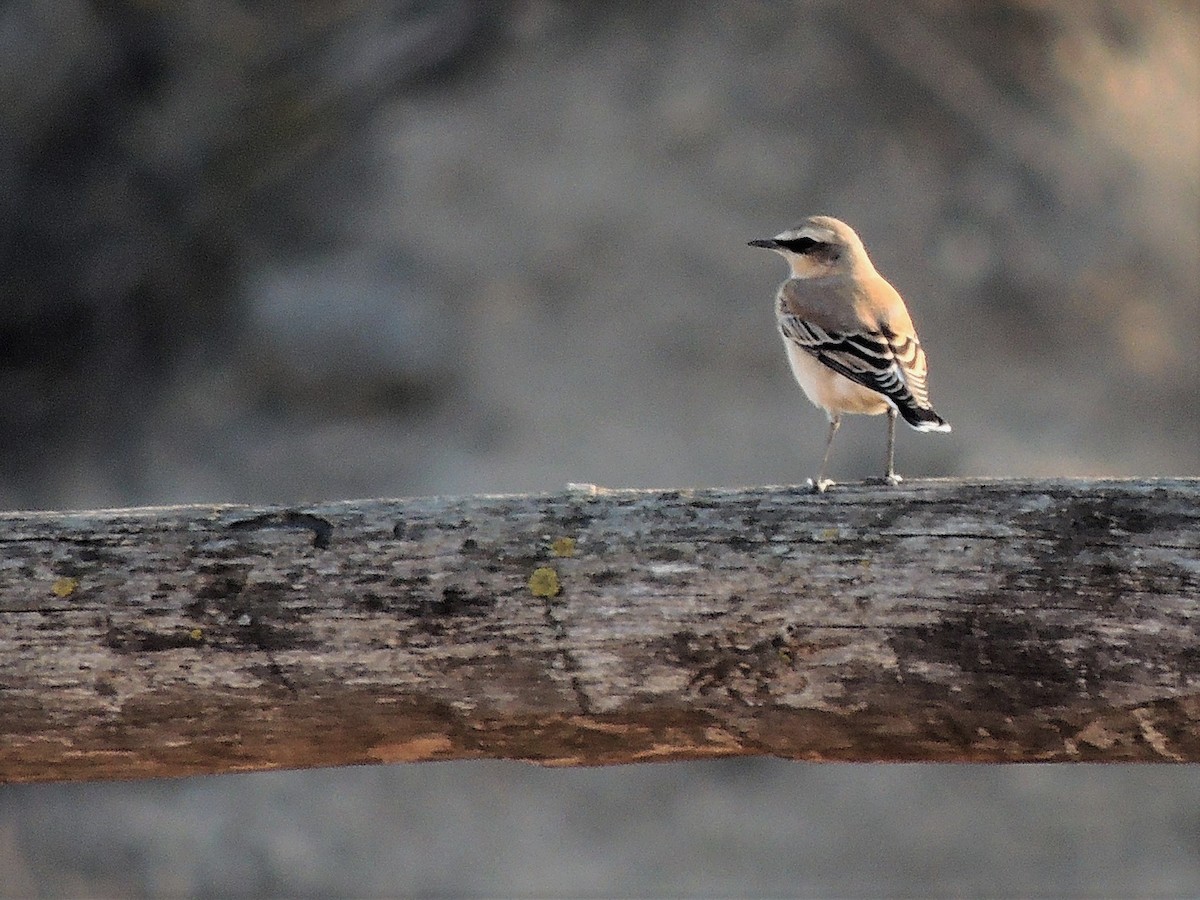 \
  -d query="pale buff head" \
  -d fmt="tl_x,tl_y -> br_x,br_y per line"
748,215 -> 876,279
